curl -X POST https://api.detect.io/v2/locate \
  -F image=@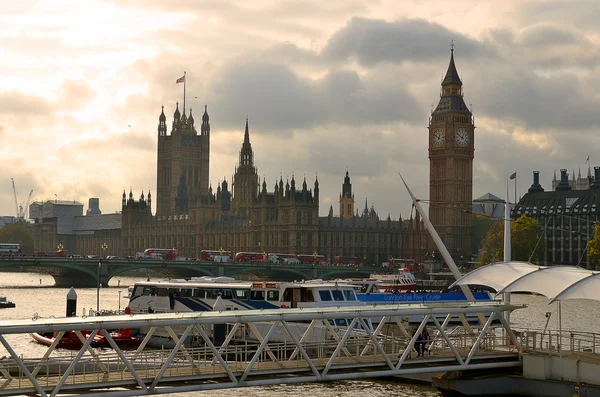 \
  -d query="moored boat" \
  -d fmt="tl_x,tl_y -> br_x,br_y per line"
126,277 -> 369,345
0,296 -> 15,308
370,268 -> 417,292
30,329 -> 139,350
